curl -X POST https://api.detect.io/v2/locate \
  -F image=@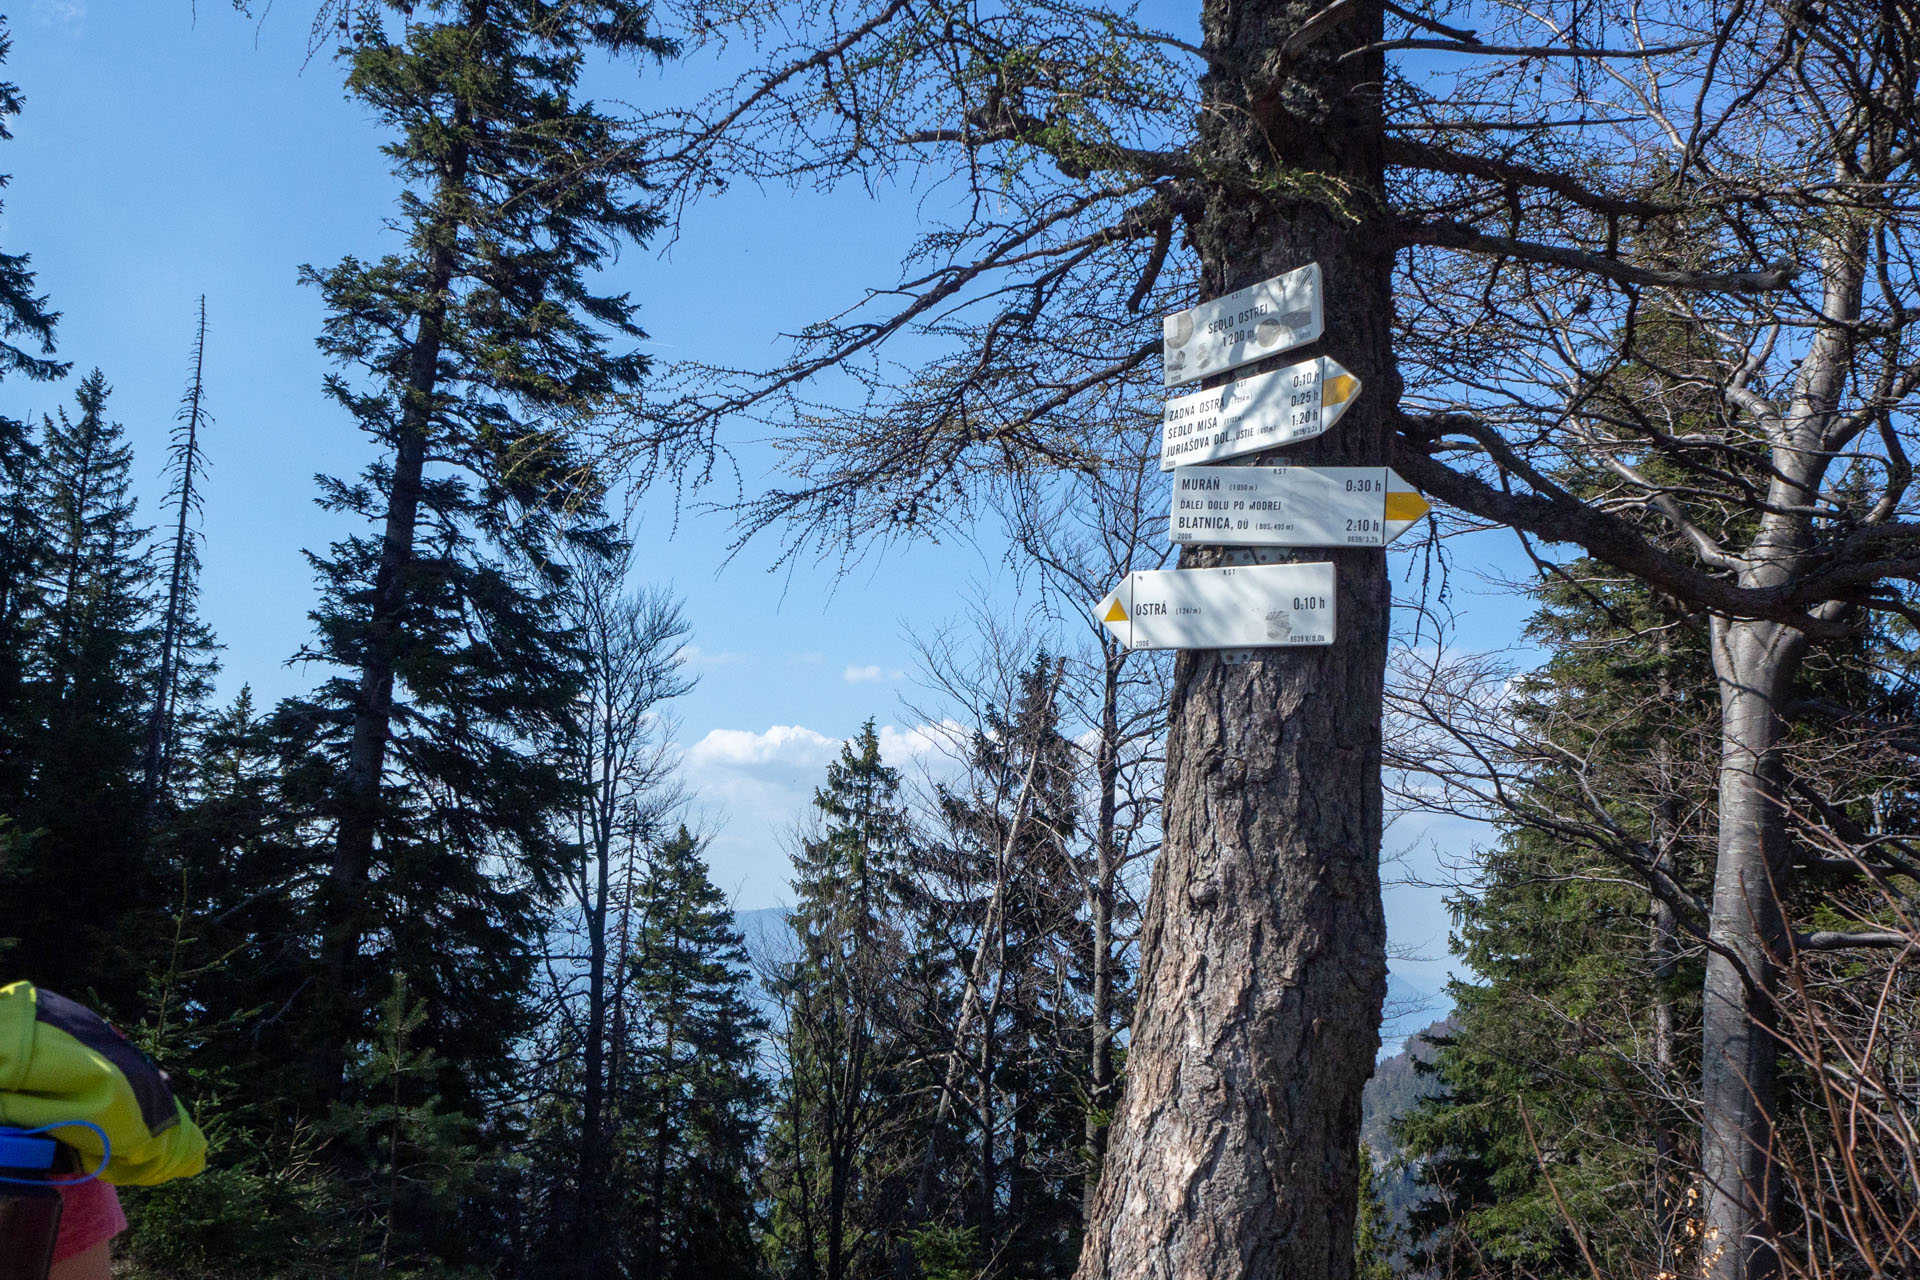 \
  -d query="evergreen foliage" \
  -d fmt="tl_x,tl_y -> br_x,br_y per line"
0,407 -> 46,816
1353,1153 -> 1398,1280
15,5 -> 1920,1279
764,721 -> 918,1280
280,0 -> 673,1125
620,826 -> 768,1280
4,371 -> 161,1004
918,655 -> 1090,1278
0,17 -> 64,385
1396,562 -> 1716,1279
1397,542 -> 1920,1279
